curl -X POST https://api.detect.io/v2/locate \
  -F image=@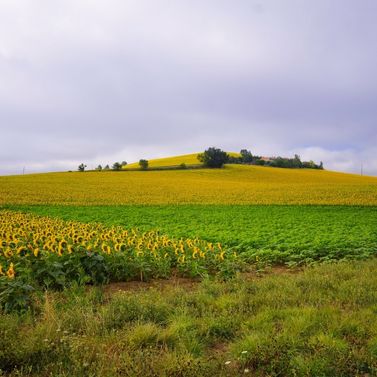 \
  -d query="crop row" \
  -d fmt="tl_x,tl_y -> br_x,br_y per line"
0,210 -> 238,311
